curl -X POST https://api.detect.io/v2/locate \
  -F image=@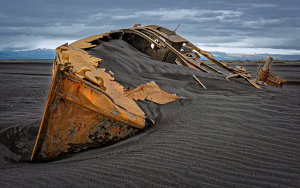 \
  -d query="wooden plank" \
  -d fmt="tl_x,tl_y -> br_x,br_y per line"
262,57 -> 274,72
192,75 -> 207,89
237,73 -> 261,89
